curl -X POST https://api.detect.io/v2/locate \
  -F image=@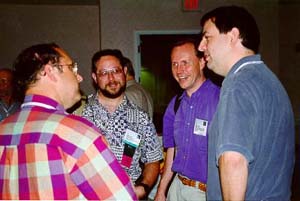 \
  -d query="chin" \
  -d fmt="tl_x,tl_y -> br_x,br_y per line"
66,94 -> 81,109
